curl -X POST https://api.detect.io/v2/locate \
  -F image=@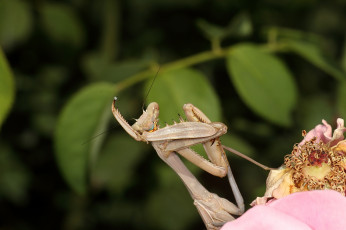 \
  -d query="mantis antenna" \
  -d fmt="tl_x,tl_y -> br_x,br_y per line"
82,98 -> 119,145
222,145 -> 275,171
142,65 -> 161,110
83,63 -> 161,145
82,127 -> 118,145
